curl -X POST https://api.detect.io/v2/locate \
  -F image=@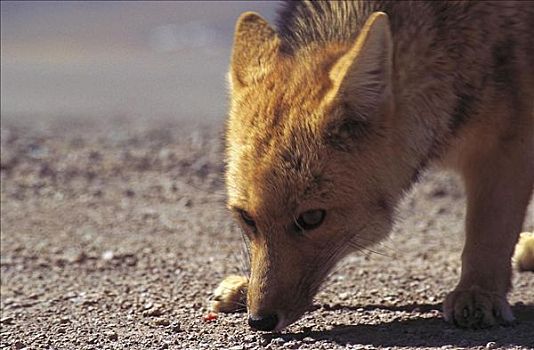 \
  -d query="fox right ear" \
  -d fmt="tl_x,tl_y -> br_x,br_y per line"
229,12 -> 280,90
324,12 -> 393,122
